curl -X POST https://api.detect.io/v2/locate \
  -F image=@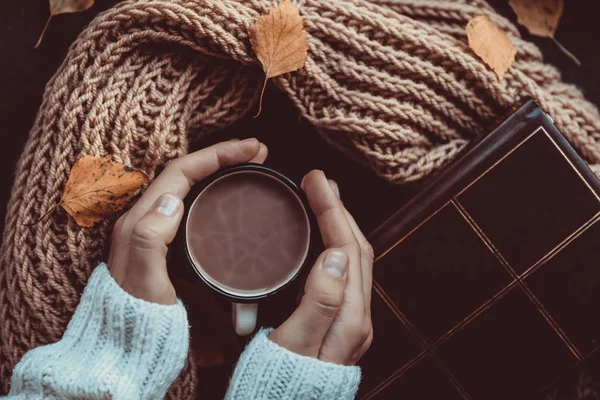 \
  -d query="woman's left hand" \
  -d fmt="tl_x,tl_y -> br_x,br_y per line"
270,170 -> 374,365
107,139 -> 268,305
